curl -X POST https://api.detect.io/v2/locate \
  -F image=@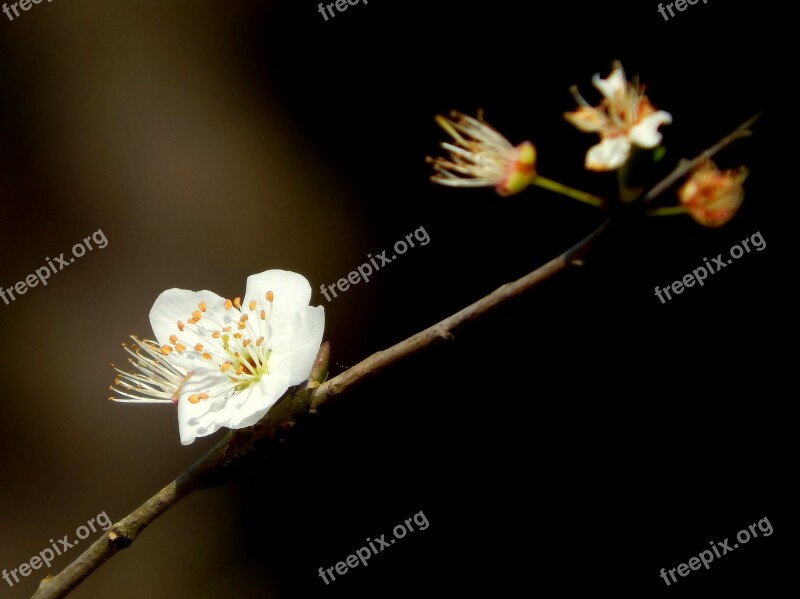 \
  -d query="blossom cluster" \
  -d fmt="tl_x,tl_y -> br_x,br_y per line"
426,61 -> 751,228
